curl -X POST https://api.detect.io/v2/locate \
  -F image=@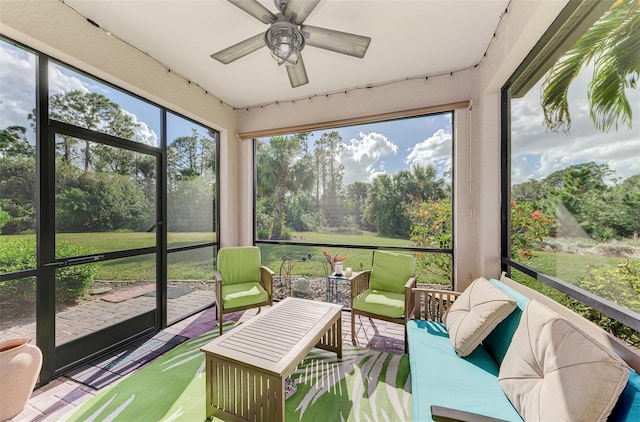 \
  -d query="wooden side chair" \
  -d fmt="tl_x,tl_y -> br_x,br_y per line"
216,246 -> 274,335
350,250 -> 417,352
